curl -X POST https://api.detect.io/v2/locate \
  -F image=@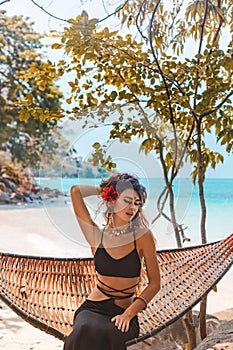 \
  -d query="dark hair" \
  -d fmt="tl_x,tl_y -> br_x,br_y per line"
100,173 -> 148,226
99,173 -> 147,206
